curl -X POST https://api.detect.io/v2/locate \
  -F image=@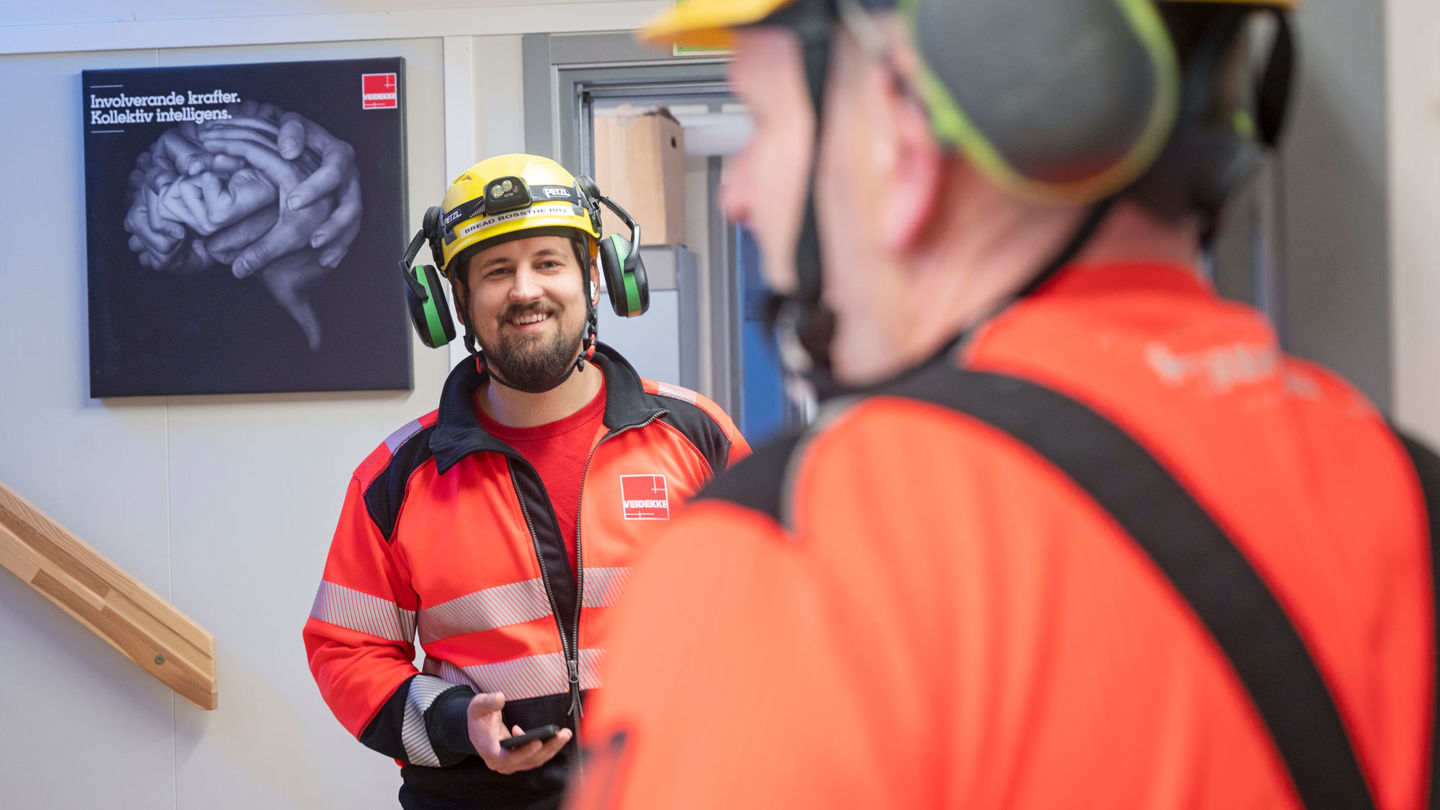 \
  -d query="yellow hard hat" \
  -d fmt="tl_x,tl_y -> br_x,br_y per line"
644,0 -> 1297,208
643,0 -> 1297,49
437,153 -> 600,277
